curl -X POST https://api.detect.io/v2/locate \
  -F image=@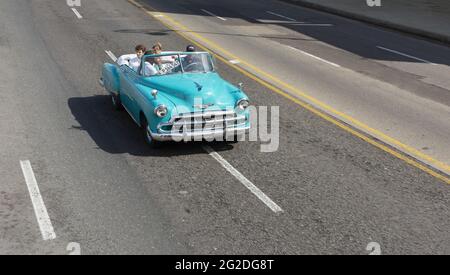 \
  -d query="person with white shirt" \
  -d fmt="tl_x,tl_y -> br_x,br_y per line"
141,44 -> 177,76
152,42 -> 176,63
142,52 -> 162,77
143,60 -> 159,76
116,44 -> 146,72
